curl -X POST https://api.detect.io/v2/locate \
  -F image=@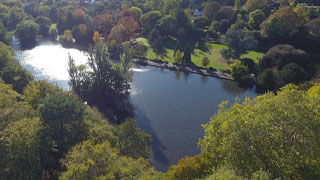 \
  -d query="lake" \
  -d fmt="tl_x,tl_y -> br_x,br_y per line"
13,39 -> 258,172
